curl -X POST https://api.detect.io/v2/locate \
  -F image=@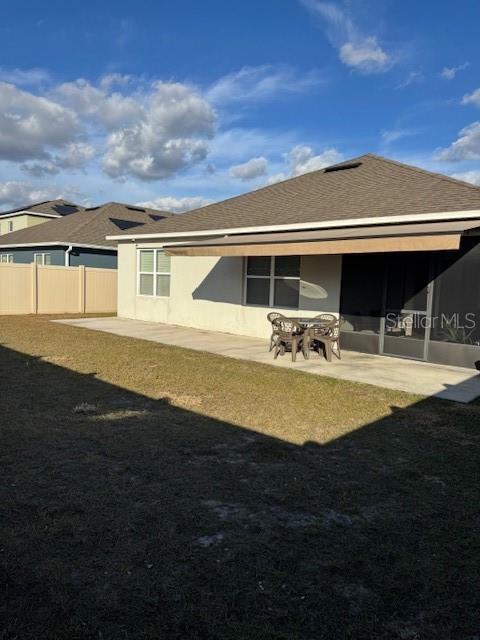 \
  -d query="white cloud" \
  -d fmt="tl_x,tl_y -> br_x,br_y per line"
265,173 -> 288,186
136,195 -> 213,213
395,71 -> 423,90
382,128 -> 417,144
451,170 -> 480,186
62,141 -> 96,167
435,122 -> 480,161
0,181 -> 80,209
462,88 -> 480,108
0,67 -> 51,86
102,82 -> 215,181
229,156 -> 268,181
286,145 -> 343,176
209,128 -> 296,165
301,0 -> 355,41
55,78 -> 143,129
0,81 -> 79,162
301,1 -> 392,74
441,62 -> 469,80
264,145 -> 342,185
339,38 -> 391,74
54,76 -> 217,180
99,73 -> 133,90
22,141 -> 96,177
207,65 -> 322,105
